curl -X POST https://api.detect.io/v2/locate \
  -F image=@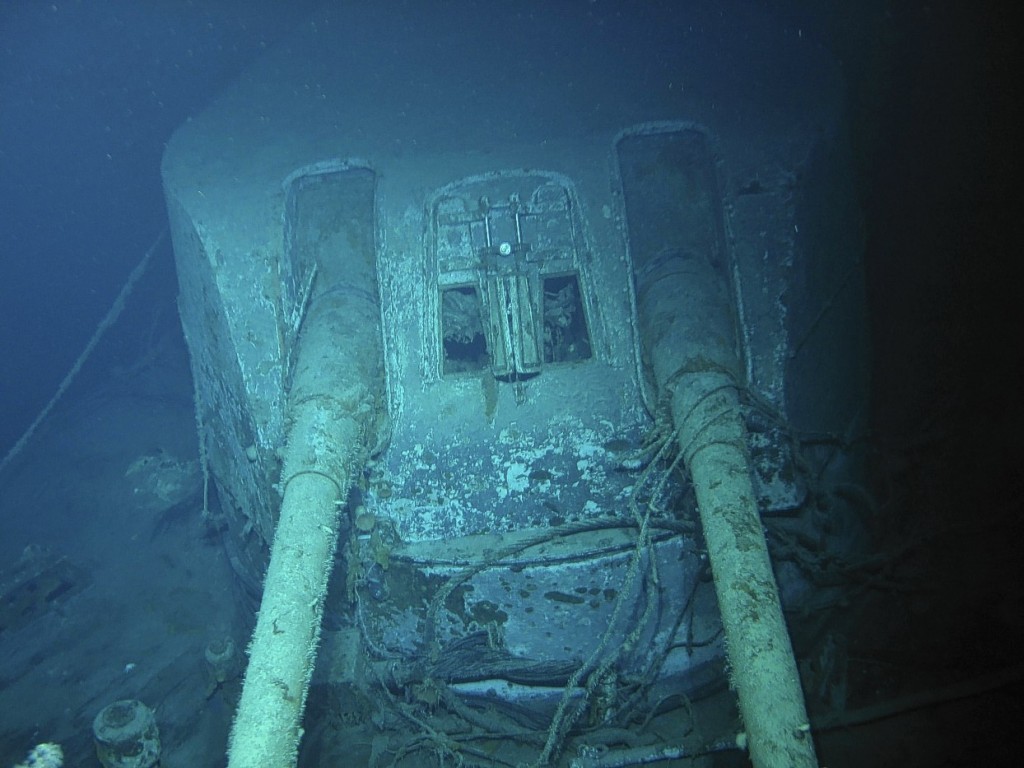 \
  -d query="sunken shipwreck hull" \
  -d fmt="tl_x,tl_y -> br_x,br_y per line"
162,3 -> 867,766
